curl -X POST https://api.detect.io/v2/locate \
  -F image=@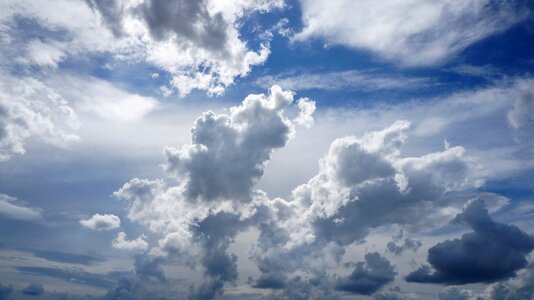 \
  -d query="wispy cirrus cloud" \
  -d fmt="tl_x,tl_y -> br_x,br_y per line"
294,0 -> 529,66
255,70 -> 431,92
